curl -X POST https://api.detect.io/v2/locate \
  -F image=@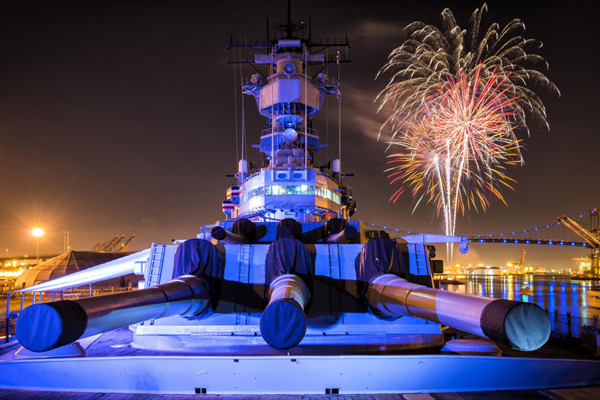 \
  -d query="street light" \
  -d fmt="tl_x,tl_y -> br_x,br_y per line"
32,228 -> 44,264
